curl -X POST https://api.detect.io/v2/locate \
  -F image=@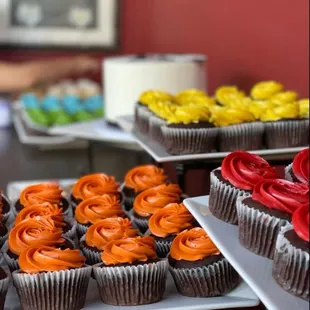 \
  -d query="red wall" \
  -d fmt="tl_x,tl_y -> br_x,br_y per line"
1,0 -> 309,96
